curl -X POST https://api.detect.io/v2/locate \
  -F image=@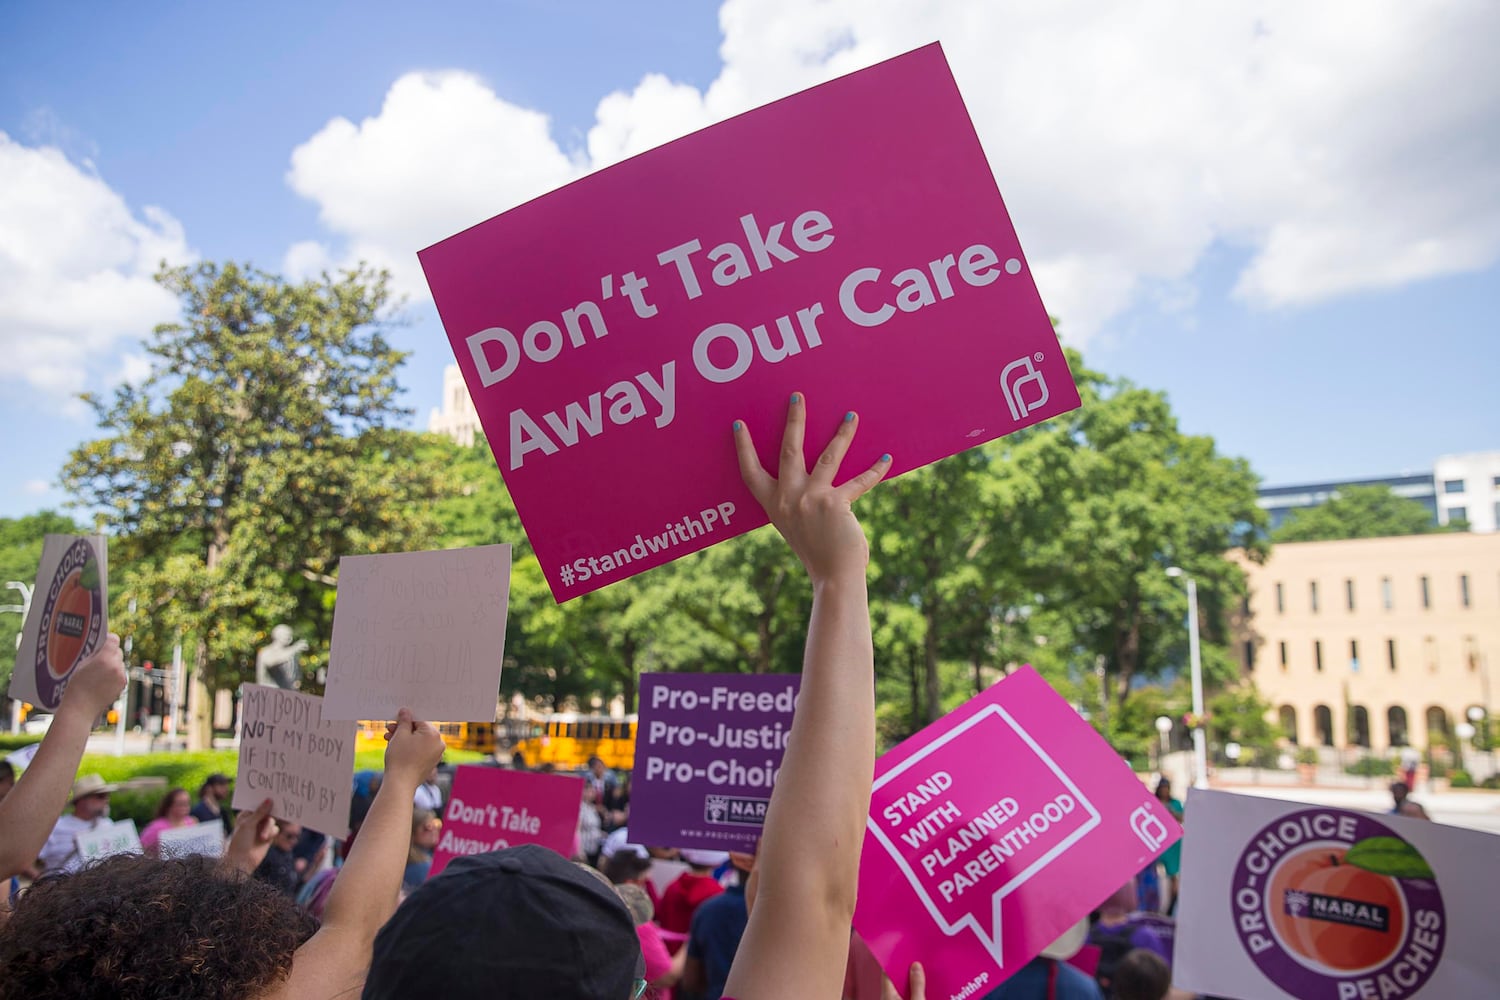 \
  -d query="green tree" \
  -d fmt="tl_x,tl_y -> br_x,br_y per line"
1273,485 -> 1446,542
0,511 -> 87,692
996,352 -> 1268,715
62,262 -> 444,747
